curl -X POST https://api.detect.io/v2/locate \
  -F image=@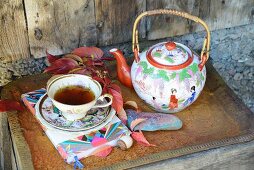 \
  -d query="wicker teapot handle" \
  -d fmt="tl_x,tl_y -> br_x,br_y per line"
132,9 -> 210,70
